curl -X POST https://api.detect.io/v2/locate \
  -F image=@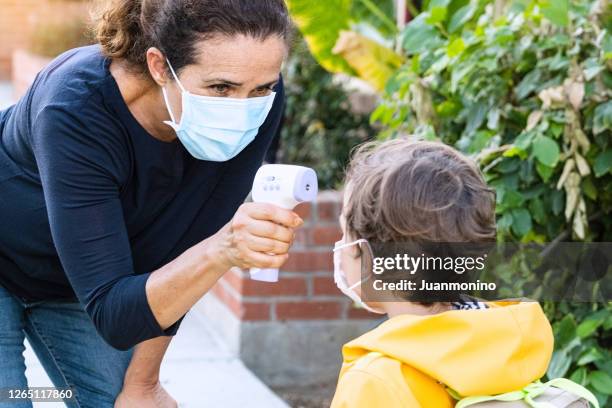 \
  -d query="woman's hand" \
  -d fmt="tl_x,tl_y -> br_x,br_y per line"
114,381 -> 177,408
145,203 -> 304,330
209,202 -> 303,271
